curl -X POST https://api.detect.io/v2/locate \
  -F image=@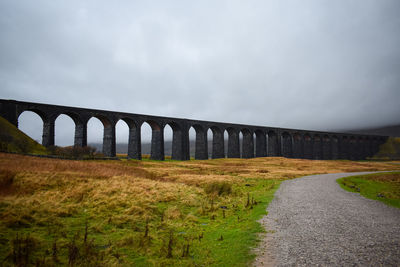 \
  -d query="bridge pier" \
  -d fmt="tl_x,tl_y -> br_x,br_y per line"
151,125 -> 164,160
227,129 -> 240,158
42,118 -> 55,147
242,130 -> 254,158
211,127 -> 225,159
268,131 -> 280,157
74,121 -> 87,147
171,124 -> 190,160
322,136 -> 331,160
313,135 -> 322,160
255,130 -> 267,157
292,134 -> 303,158
128,123 -> 141,160
103,124 -> 116,157
281,132 -> 292,158
195,126 -> 208,160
